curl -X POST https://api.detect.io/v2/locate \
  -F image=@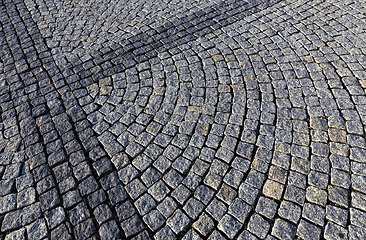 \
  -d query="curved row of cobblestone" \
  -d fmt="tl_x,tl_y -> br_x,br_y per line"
1,0 -> 366,239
